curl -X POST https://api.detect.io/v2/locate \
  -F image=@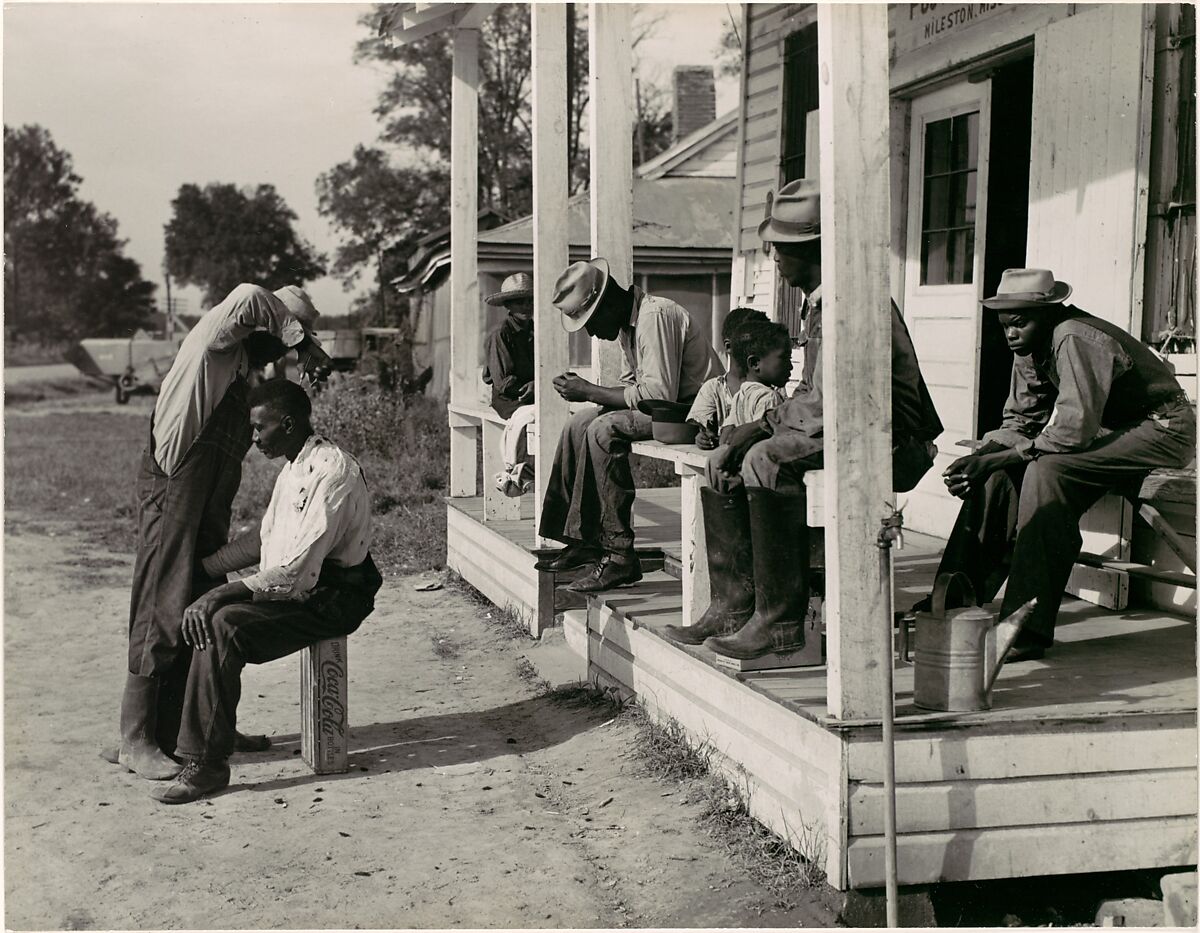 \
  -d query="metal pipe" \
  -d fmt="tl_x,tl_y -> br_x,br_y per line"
877,509 -> 904,927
